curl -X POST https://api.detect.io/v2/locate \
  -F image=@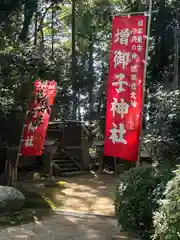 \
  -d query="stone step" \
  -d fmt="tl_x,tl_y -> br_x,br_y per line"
53,156 -> 69,160
111,233 -> 139,240
54,162 -> 77,167
57,167 -> 79,172
53,160 -> 79,168
57,166 -> 79,170
61,171 -> 88,177
53,159 -> 73,163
